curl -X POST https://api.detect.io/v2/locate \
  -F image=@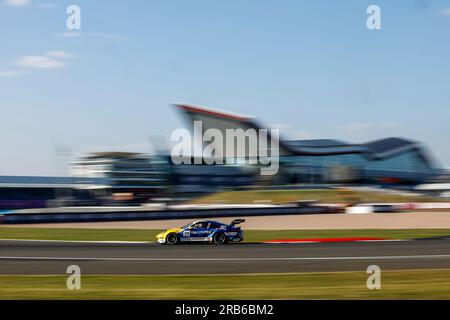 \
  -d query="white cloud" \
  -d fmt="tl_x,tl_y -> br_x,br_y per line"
0,70 -> 24,77
17,55 -> 65,69
4,0 -> 31,6
16,51 -> 76,69
441,8 -> 450,15
46,50 -> 77,59
4,0 -> 56,8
